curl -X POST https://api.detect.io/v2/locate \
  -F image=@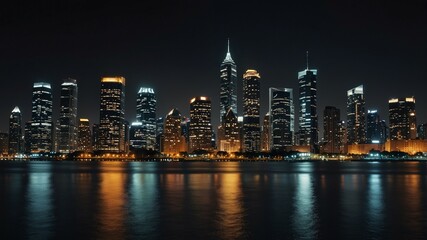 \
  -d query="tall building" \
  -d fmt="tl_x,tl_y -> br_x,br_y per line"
8,106 -> 22,154
57,78 -> 78,153
136,87 -> 156,150
98,77 -> 126,152
0,133 -> 8,155
380,120 -> 388,143
366,109 -> 382,143
219,108 -> 240,153
219,39 -> 238,122
389,97 -> 417,140
156,117 -> 164,151
347,85 -> 366,144
261,113 -> 270,152
129,122 -> 144,149
77,119 -> 92,152
92,124 -> 99,151
31,82 -> 53,153
243,69 -> 261,152
323,106 -> 341,153
162,109 -> 186,154
269,87 -> 294,150
24,121 -> 32,154
298,53 -> 318,152
189,96 -> 213,152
